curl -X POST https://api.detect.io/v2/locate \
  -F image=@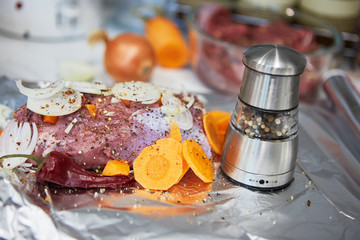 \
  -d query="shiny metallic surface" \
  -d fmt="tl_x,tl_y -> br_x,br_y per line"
323,69 -> 360,137
242,44 -> 307,76
221,124 -> 298,188
239,68 -> 300,110
222,162 -> 295,189
240,44 -> 306,111
221,44 -> 305,189
223,125 -> 298,175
